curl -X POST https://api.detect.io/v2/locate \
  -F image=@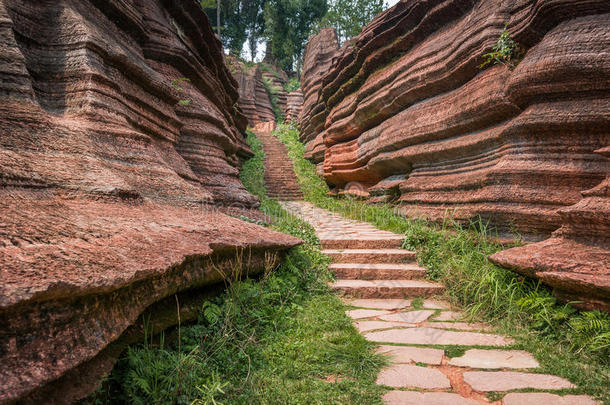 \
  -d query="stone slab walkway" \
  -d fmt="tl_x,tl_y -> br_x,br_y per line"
255,128 -> 303,200
280,201 -> 598,405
